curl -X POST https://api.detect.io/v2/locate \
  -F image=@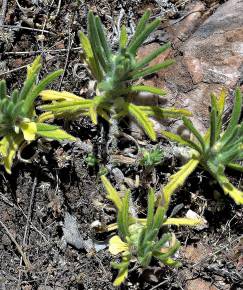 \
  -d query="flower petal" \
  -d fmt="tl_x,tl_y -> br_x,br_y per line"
109,235 -> 129,255
20,122 -> 37,141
